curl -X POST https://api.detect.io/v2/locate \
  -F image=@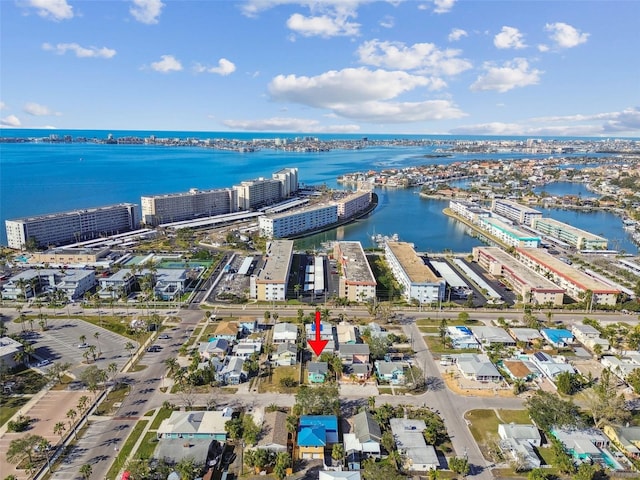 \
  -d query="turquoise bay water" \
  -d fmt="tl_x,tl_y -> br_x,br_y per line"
0,131 -> 637,253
